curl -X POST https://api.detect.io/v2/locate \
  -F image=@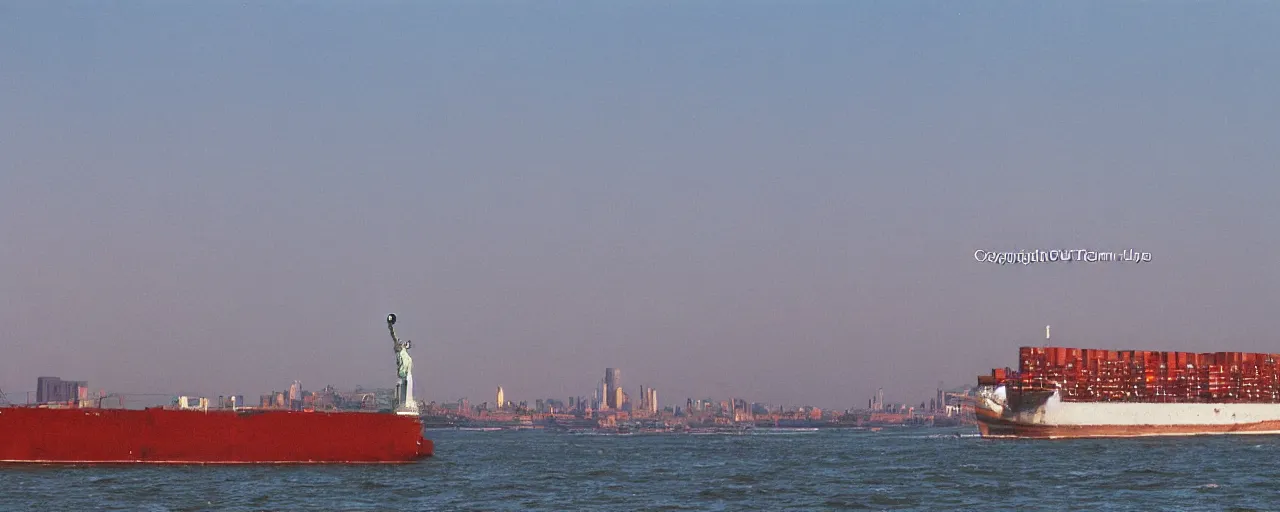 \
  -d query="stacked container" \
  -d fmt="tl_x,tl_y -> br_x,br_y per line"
986,347 -> 1280,403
